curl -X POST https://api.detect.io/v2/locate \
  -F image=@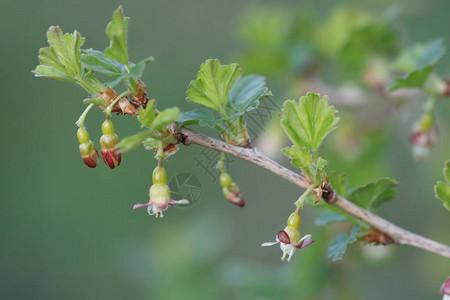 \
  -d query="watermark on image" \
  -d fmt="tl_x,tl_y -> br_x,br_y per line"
168,172 -> 203,208
191,97 -> 280,182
